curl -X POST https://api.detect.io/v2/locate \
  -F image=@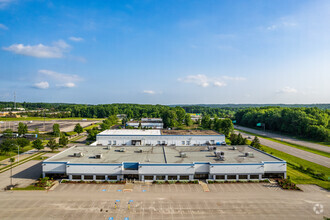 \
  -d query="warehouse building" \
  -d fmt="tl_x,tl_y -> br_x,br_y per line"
126,118 -> 164,129
42,145 -> 287,181
94,129 -> 226,146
